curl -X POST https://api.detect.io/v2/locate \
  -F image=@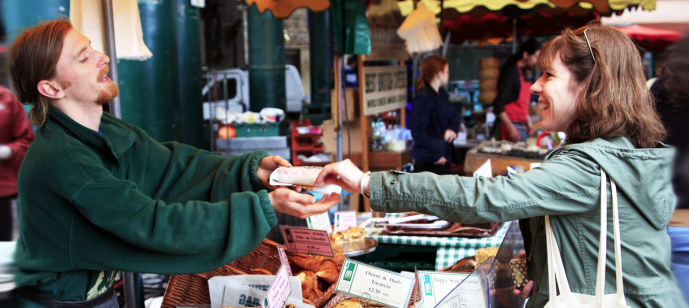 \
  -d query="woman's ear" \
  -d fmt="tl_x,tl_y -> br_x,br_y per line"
37,80 -> 65,100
